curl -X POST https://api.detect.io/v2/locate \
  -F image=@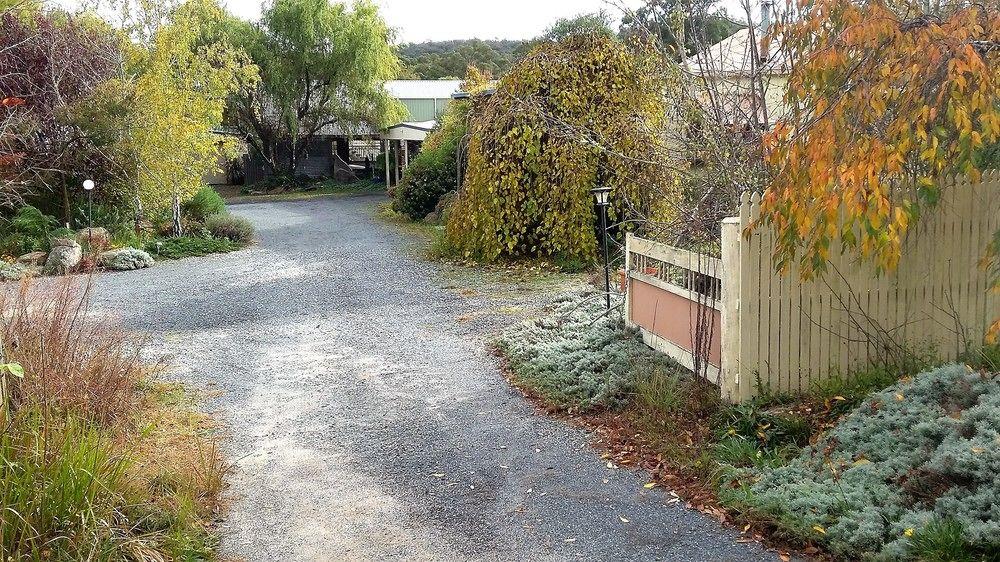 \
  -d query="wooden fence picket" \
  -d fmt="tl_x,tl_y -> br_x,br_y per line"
626,175 -> 1000,402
